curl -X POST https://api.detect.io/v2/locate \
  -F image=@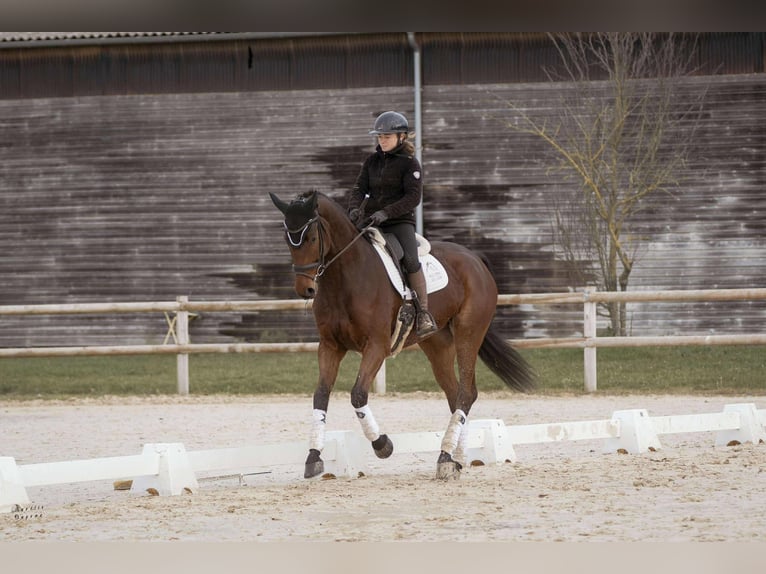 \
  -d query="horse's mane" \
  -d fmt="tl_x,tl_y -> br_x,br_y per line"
299,189 -> 348,221
296,190 -> 316,200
